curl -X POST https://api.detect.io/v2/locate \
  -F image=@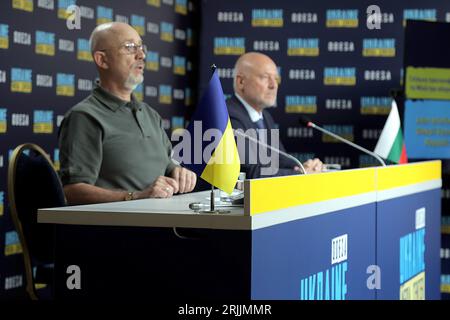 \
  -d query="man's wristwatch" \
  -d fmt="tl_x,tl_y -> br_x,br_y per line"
124,191 -> 135,201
